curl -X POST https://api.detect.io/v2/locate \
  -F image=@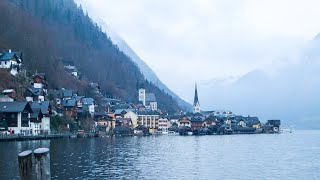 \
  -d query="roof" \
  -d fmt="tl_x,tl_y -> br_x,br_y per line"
26,88 -> 44,96
145,93 -> 156,102
193,84 -> 200,106
60,90 -> 76,98
0,102 -> 32,113
114,109 -> 133,115
82,98 -> 94,105
0,52 -> 16,61
61,100 -> 76,107
32,73 -> 46,80
2,89 -> 15,93
30,108 -> 42,119
137,110 -> 160,116
32,101 -> 50,115
73,96 -> 84,101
